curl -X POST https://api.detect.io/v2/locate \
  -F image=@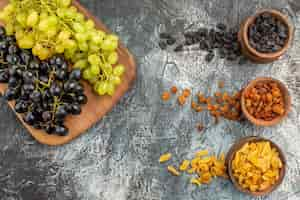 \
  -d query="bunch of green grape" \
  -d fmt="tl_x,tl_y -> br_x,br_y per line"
0,0 -> 125,96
